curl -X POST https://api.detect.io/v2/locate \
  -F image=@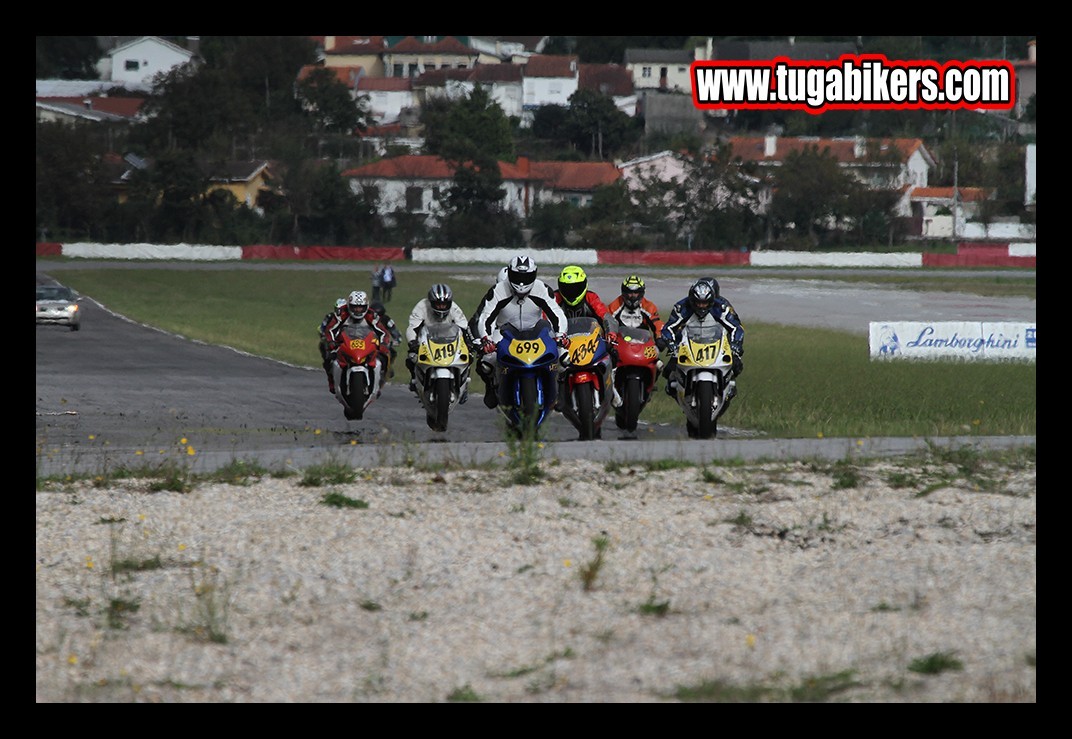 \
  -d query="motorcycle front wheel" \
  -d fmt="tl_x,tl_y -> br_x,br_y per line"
517,375 -> 540,437
694,381 -> 716,439
345,372 -> 368,421
619,375 -> 645,433
572,382 -> 596,440
428,376 -> 452,432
